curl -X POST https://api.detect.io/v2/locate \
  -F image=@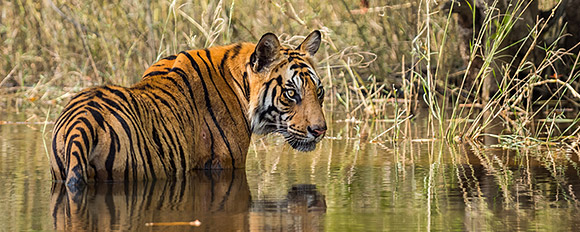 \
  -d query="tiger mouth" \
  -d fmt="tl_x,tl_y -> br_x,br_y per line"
264,124 -> 323,152
288,139 -> 318,152
282,132 -> 323,152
